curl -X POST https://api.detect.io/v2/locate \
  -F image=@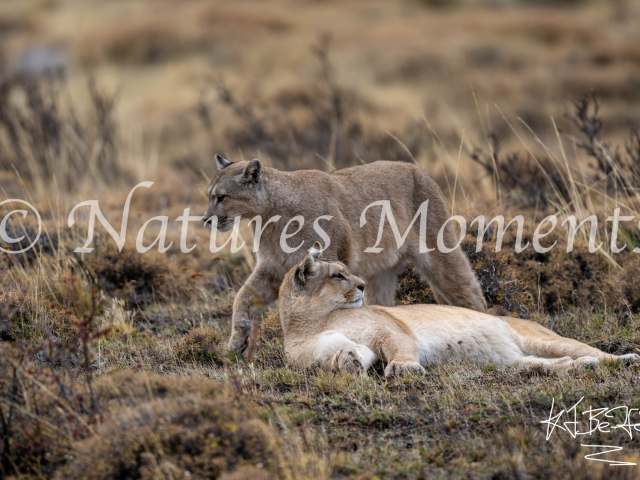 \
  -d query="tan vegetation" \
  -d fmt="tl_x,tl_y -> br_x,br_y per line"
2,0 -> 640,478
